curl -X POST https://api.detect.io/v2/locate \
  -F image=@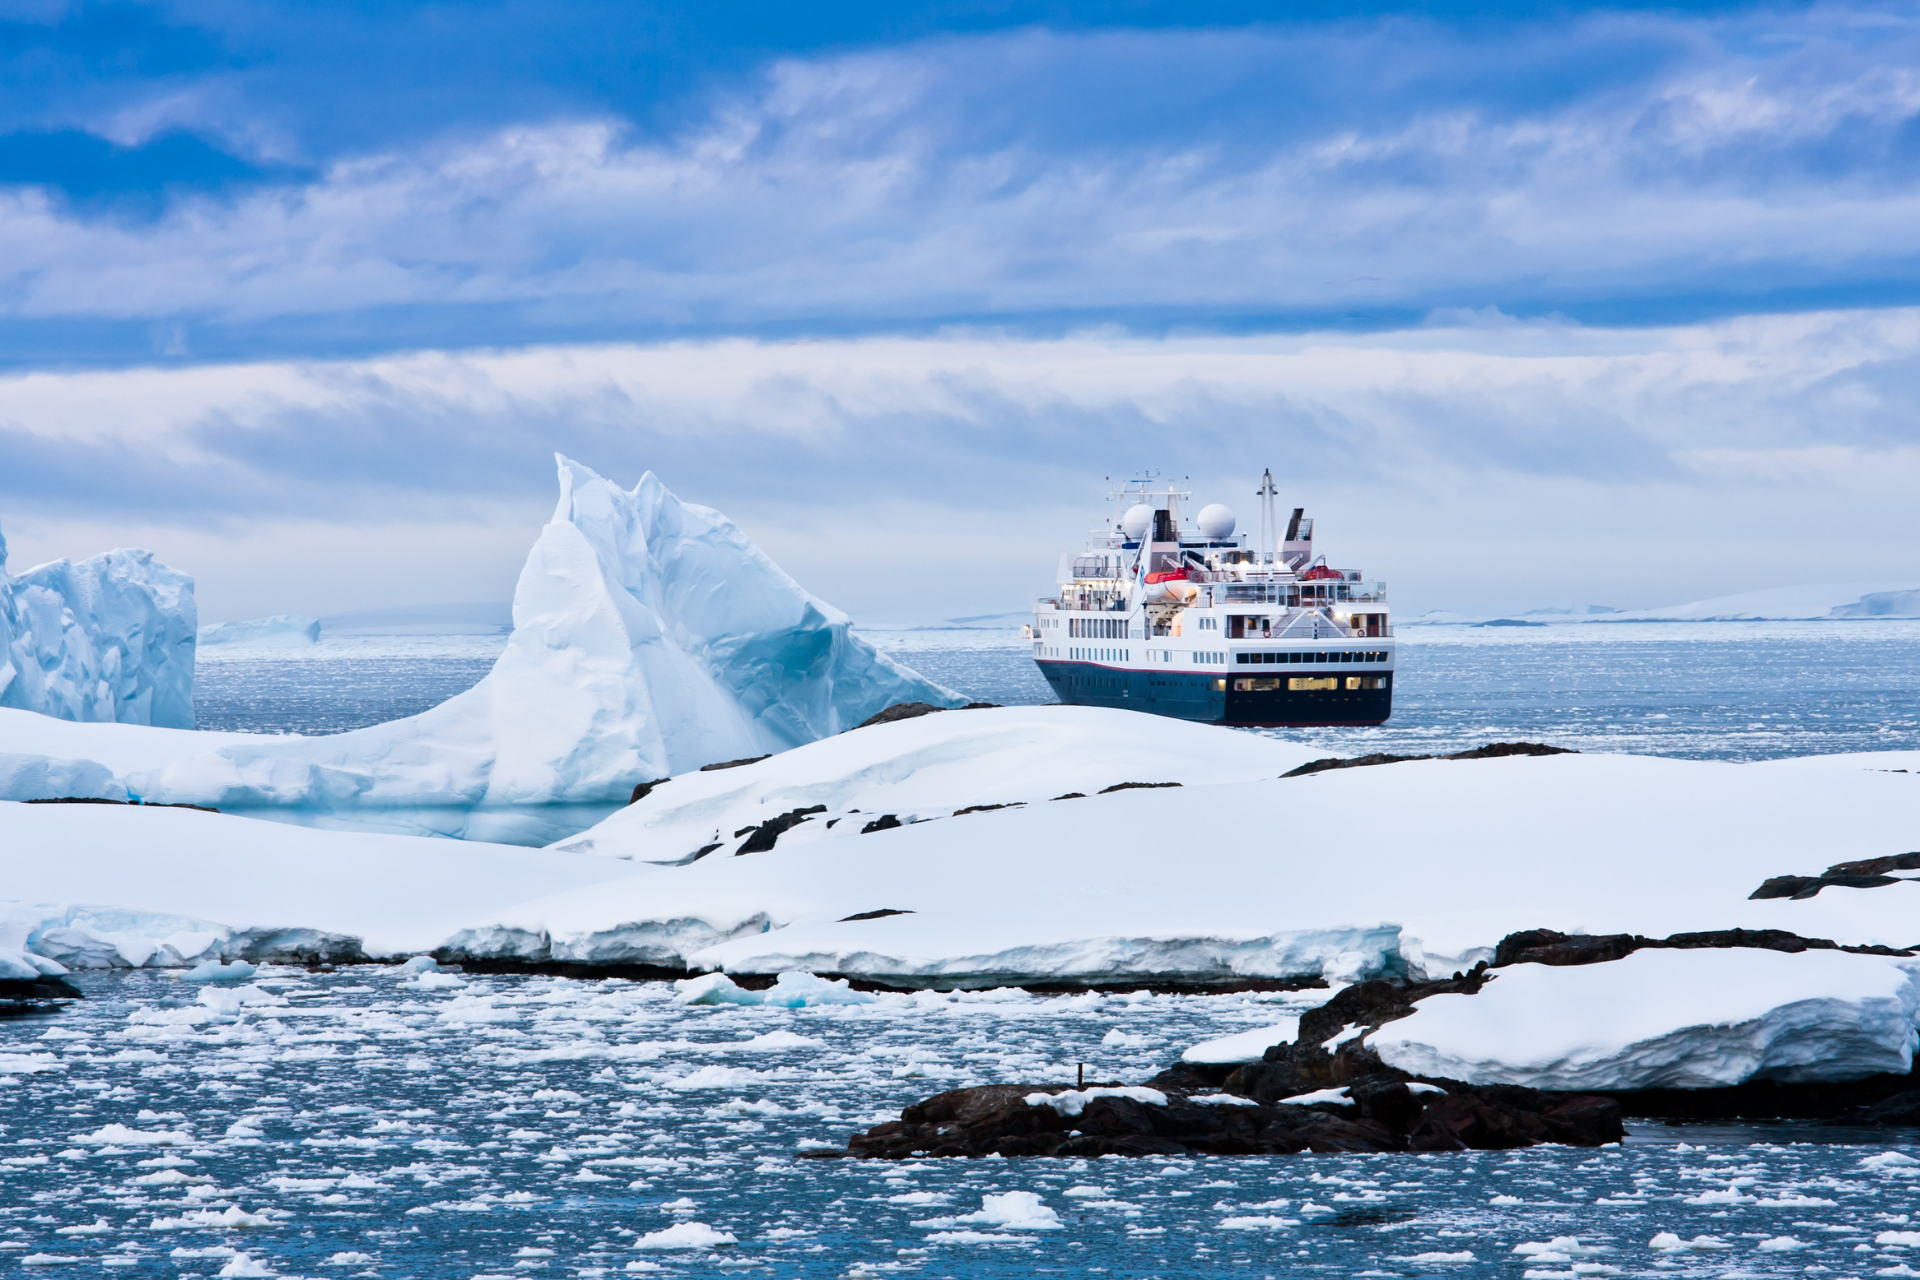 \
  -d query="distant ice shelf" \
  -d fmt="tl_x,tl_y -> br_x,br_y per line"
198,615 -> 320,647
1406,581 -> 1920,625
